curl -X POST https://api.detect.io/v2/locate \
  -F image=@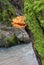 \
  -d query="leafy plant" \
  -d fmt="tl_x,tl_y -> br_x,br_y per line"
24,0 -> 44,65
